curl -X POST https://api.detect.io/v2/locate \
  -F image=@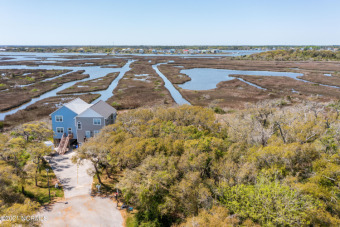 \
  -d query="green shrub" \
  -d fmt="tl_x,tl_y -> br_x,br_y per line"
213,106 -> 225,114
111,102 -> 121,108
25,76 -> 35,82
219,177 -> 319,226
126,214 -> 139,227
